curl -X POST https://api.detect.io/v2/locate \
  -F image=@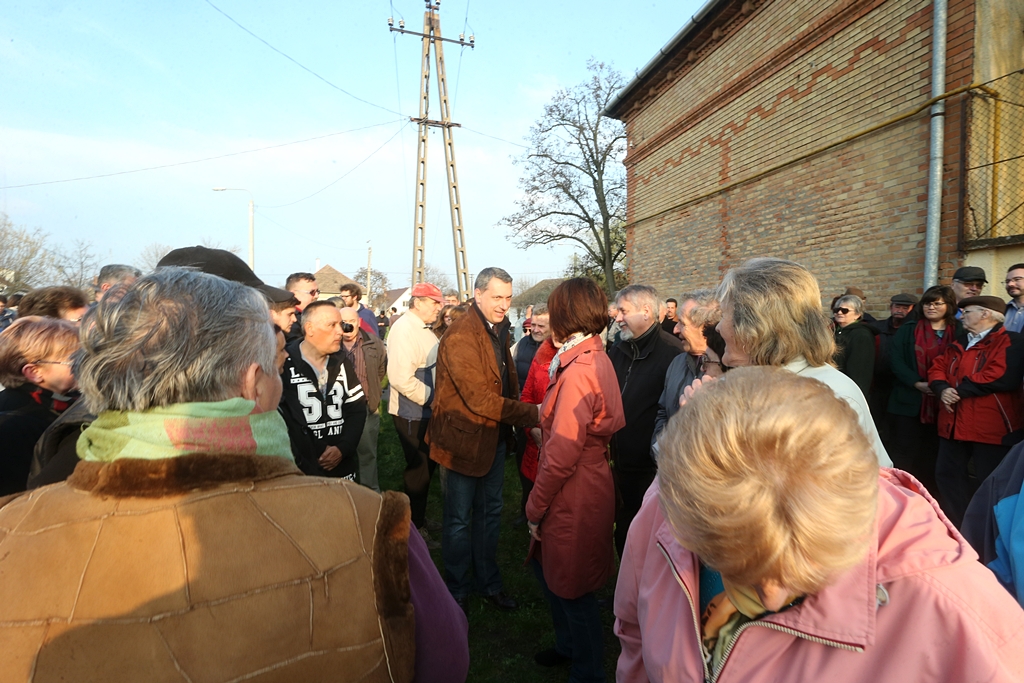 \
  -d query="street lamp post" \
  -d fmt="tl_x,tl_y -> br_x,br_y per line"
212,188 -> 255,270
